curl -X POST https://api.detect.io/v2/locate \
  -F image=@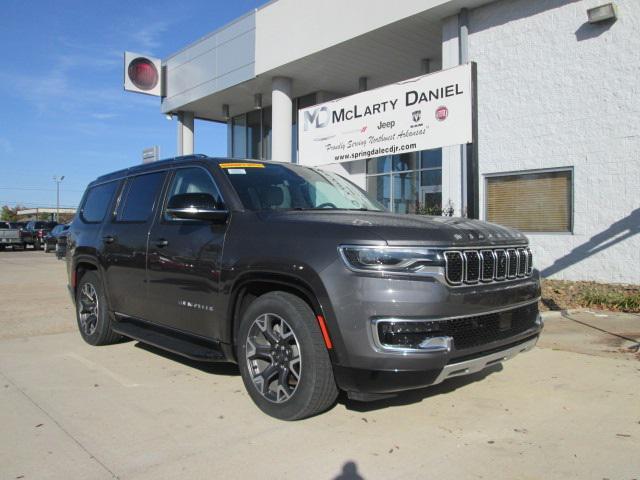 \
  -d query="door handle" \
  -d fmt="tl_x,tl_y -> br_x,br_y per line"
102,235 -> 116,244
155,238 -> 169,247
